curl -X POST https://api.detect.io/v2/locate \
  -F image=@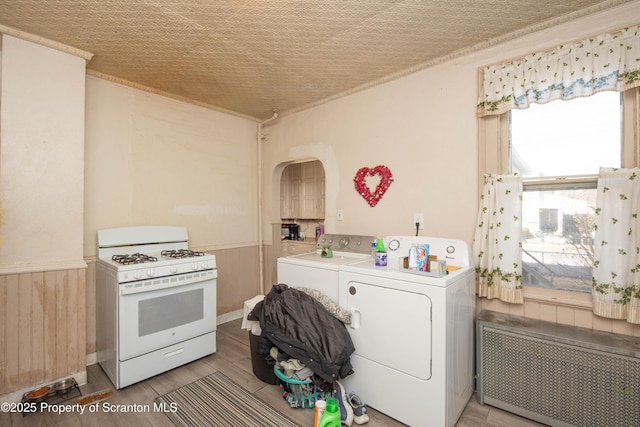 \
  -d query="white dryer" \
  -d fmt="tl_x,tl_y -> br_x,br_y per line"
338,236 -> 475,427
